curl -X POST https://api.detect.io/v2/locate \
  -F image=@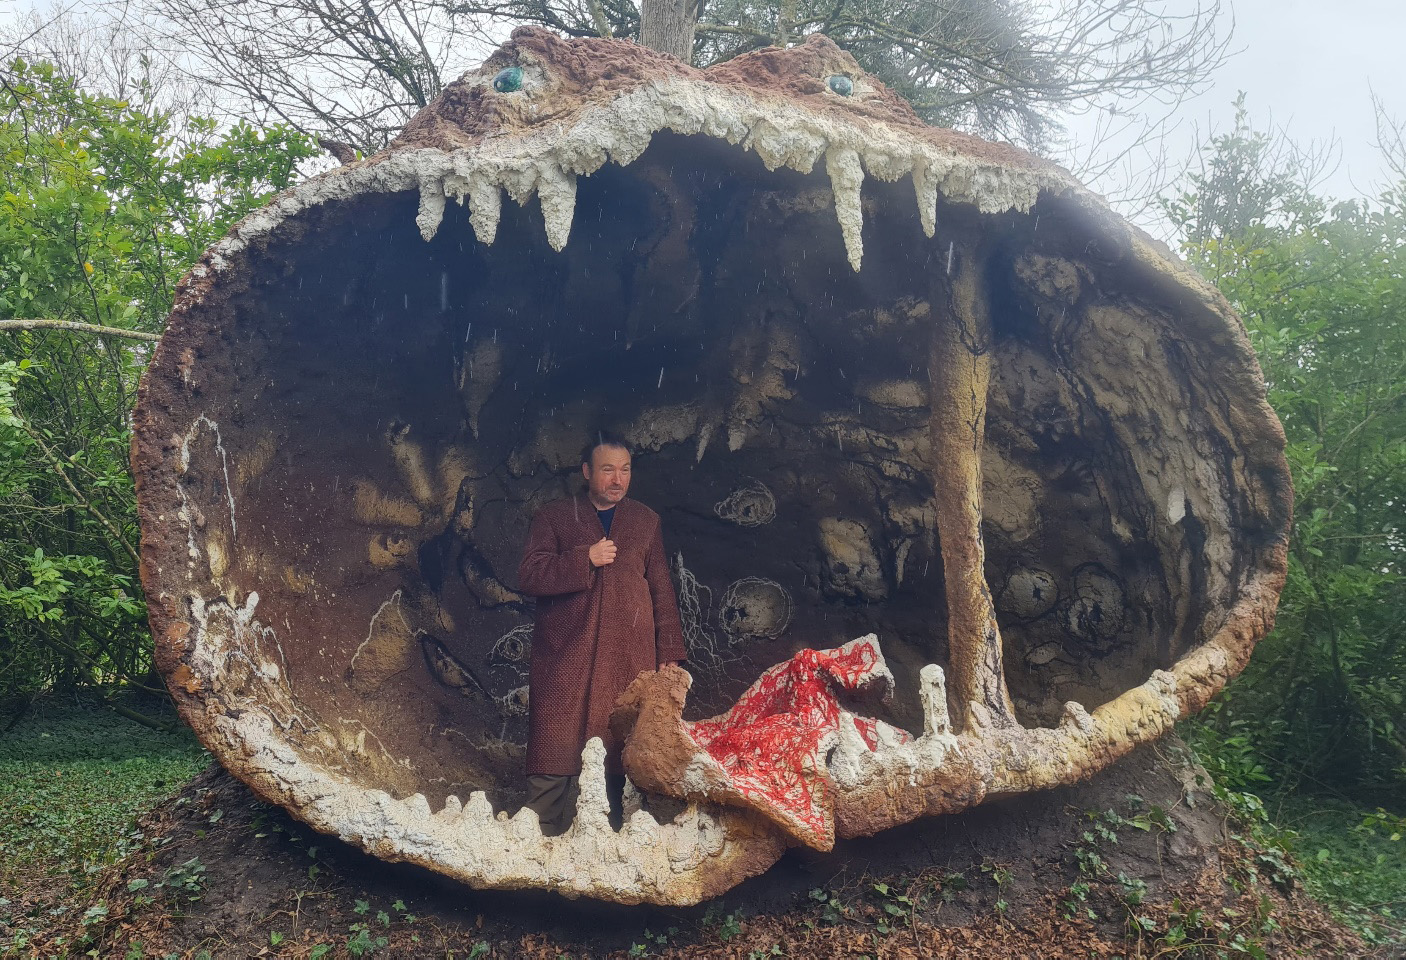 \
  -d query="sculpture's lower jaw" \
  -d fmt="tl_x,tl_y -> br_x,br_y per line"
614,587 -> 1270,874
